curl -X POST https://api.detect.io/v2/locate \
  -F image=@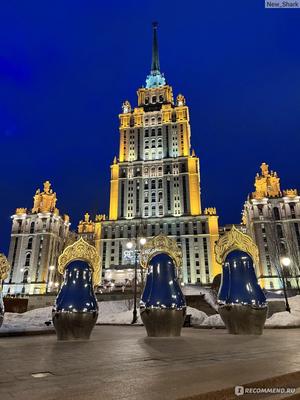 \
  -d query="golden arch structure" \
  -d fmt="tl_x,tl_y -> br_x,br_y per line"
214,226 -> 263,286
140,234 -> 183,269
58,237 -> 101,286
